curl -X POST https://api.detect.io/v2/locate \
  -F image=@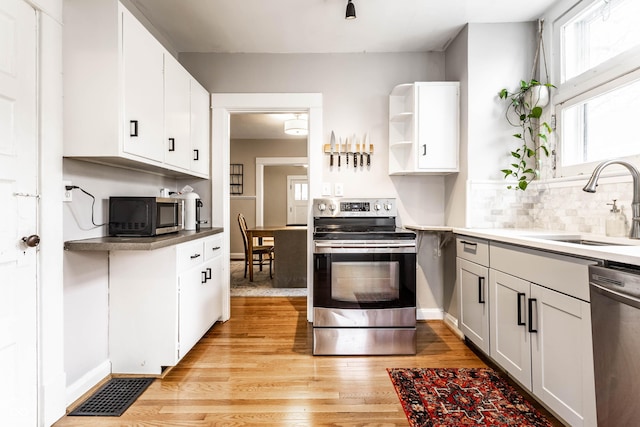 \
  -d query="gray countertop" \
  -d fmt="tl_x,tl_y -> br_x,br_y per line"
64,227 -> 224,251
405,226 -> 640,265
